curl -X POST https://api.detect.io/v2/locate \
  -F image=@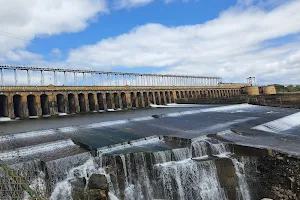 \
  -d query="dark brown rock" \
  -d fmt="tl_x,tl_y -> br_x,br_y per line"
88,174 -> 108,190
215,158 -> 237,200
